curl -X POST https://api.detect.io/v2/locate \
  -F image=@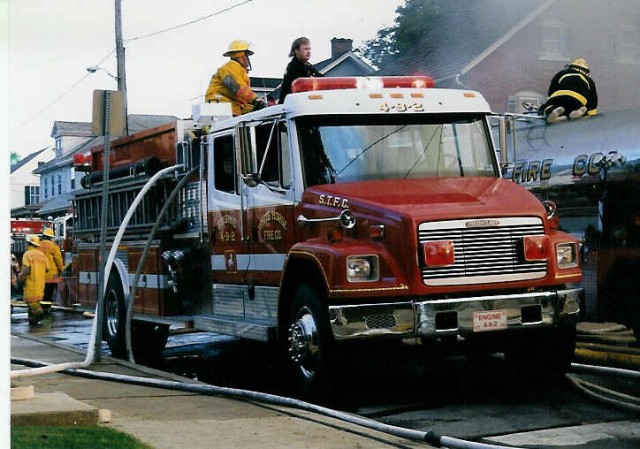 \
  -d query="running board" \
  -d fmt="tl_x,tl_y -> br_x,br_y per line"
194,315 -> 276,342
